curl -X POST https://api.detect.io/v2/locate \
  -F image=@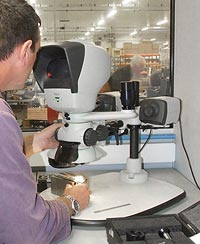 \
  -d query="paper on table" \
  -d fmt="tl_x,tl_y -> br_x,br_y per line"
190,233 -> 200,243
